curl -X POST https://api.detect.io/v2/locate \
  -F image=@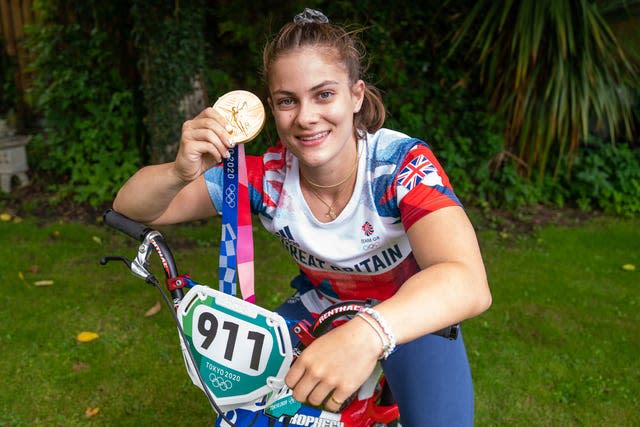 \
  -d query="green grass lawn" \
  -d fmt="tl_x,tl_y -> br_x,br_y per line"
0,213 -> 638,426
469,216 -> 639,426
